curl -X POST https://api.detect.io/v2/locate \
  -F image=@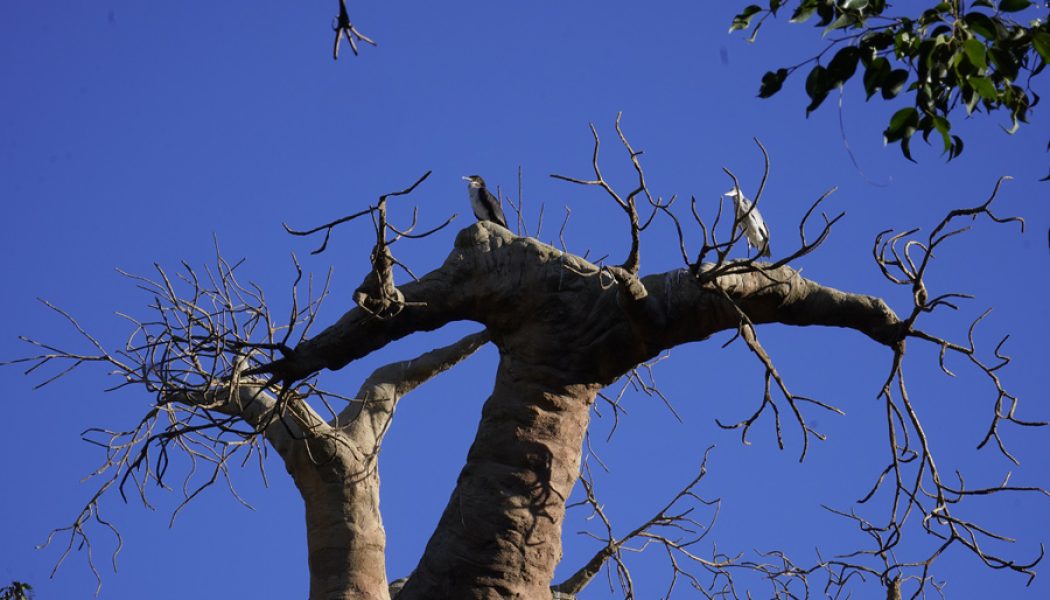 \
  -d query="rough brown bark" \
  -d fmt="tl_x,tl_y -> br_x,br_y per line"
247,223 -> 903,599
